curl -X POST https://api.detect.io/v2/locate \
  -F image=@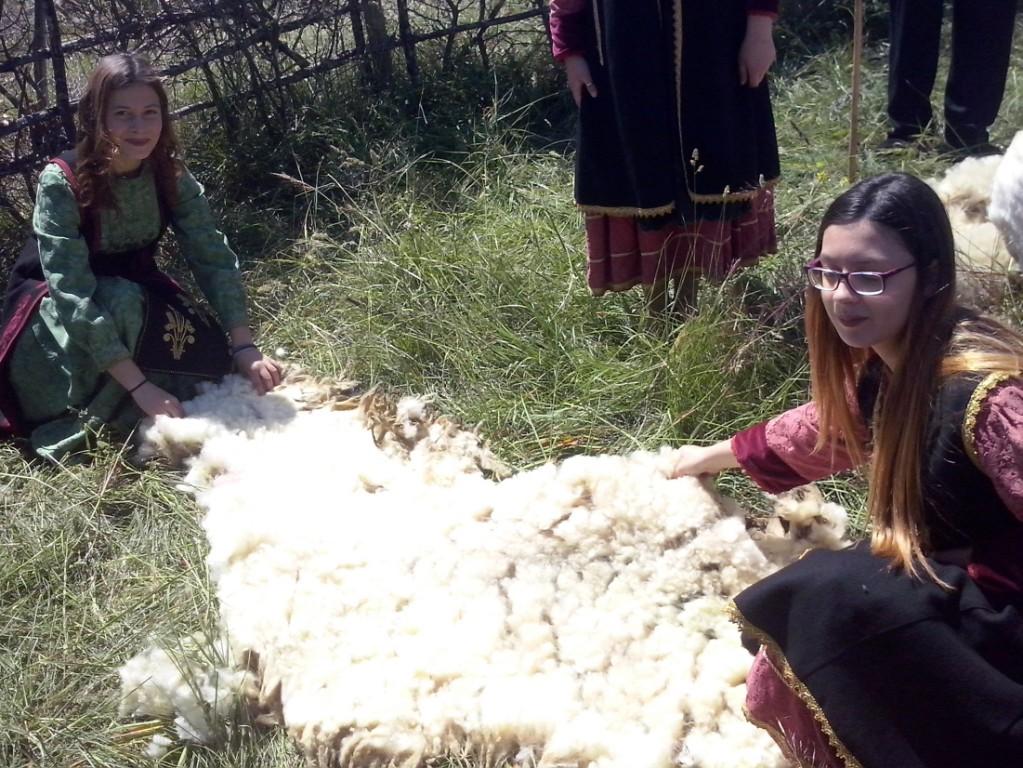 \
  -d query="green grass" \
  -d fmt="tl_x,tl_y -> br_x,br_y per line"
4,19 -> 1023,766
